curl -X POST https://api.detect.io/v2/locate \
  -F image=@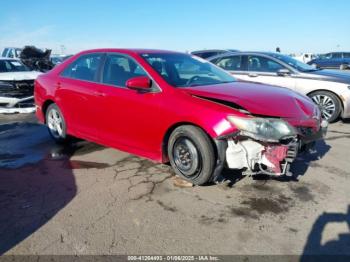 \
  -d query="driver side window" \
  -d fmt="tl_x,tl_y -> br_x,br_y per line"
215,56 -> 243,71
102,54 -> 147,87
247,55 -> 284,73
